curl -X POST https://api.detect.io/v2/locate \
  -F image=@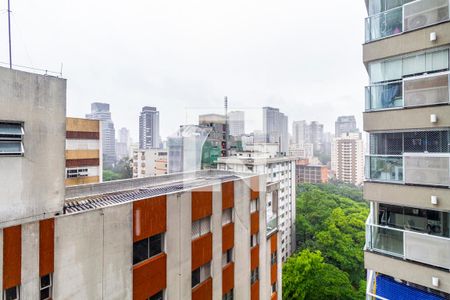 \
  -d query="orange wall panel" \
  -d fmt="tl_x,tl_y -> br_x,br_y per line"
251,281 -> 259,300
250,176 -> 259,200
222,181 -> 234,210
39,219 -> 55,276
192,277 -> 212,300
250,212 -> 259,235
192,232 -> 213,271
271,292 -> 277,300
133,253 -> 167,300
133,195 -> 167,242
222,223 -> 234,252
271,263 -> 277,285
251,245 -> 259,271
222,262 -> 234,295
192,187 -> 213,221
270,233 -> 277,253
3,225 -> 21,289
